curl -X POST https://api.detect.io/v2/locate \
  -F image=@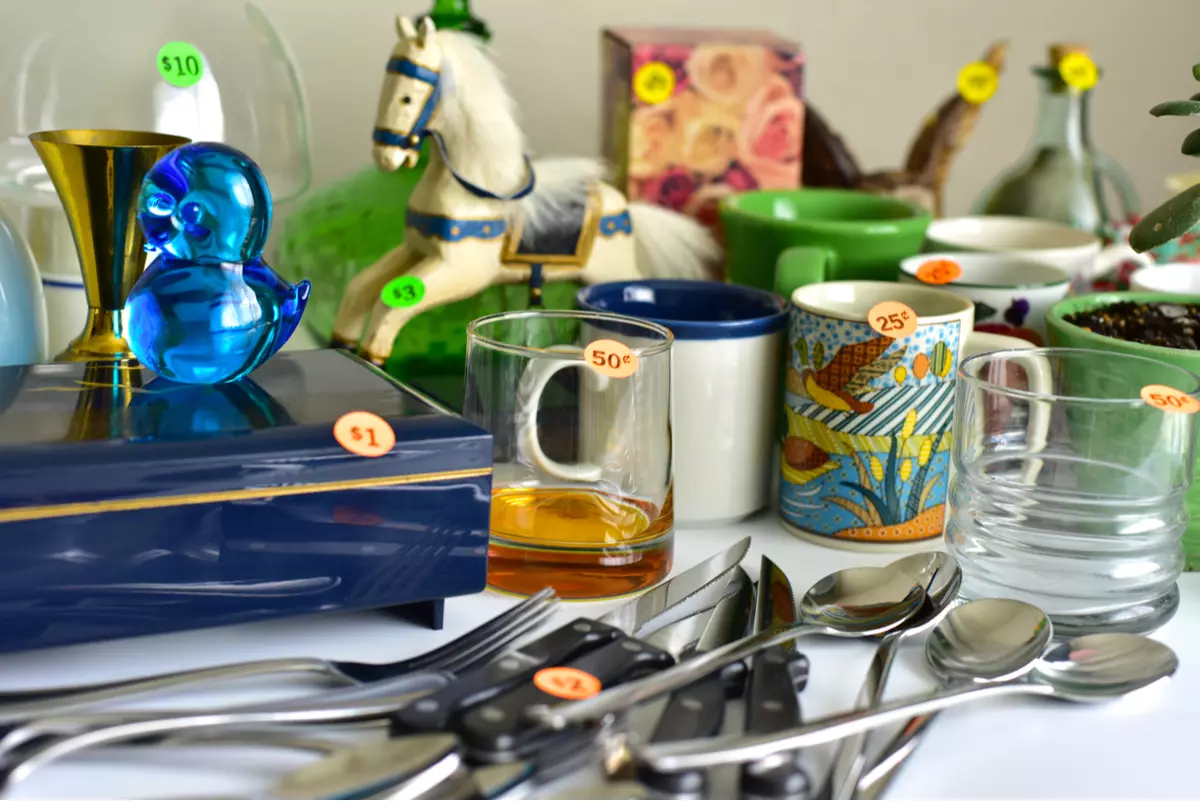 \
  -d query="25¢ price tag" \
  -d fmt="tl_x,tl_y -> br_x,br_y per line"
381,276 -> 426,309
915,258 -> 963,285
585,339 -> 638,378
333,411 -> 397,457
533,667 -> 602,700
868,301 -> 919,339
1058,53 -> 1098,91
957,61 -> 999,105
1140,385 -> 1200,414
